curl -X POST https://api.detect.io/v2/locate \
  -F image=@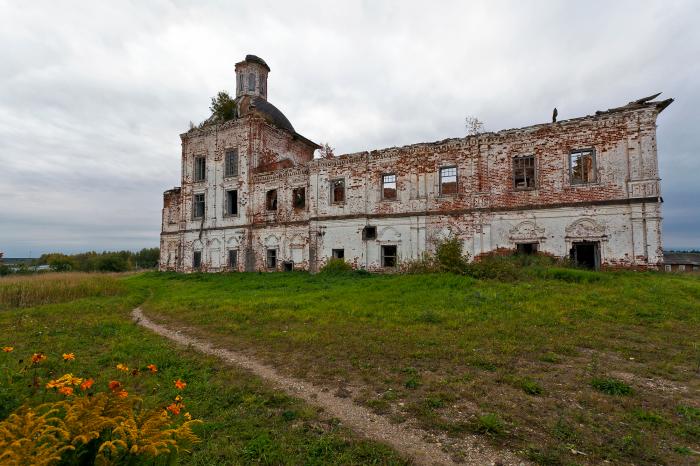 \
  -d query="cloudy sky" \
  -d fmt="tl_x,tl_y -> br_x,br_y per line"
1,0 -> 698,257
